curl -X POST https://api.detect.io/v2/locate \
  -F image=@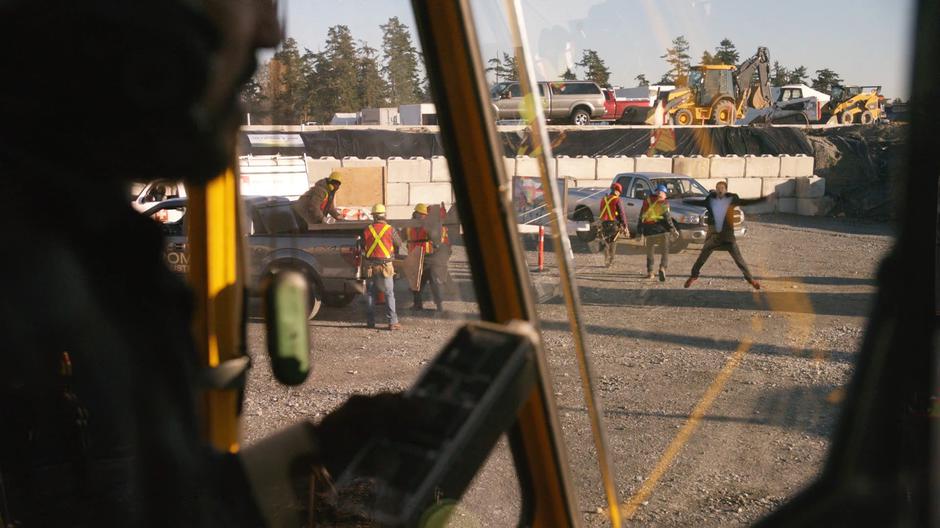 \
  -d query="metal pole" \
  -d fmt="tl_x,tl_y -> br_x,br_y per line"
538,225 -> 545,271
503,1 -> 622,525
